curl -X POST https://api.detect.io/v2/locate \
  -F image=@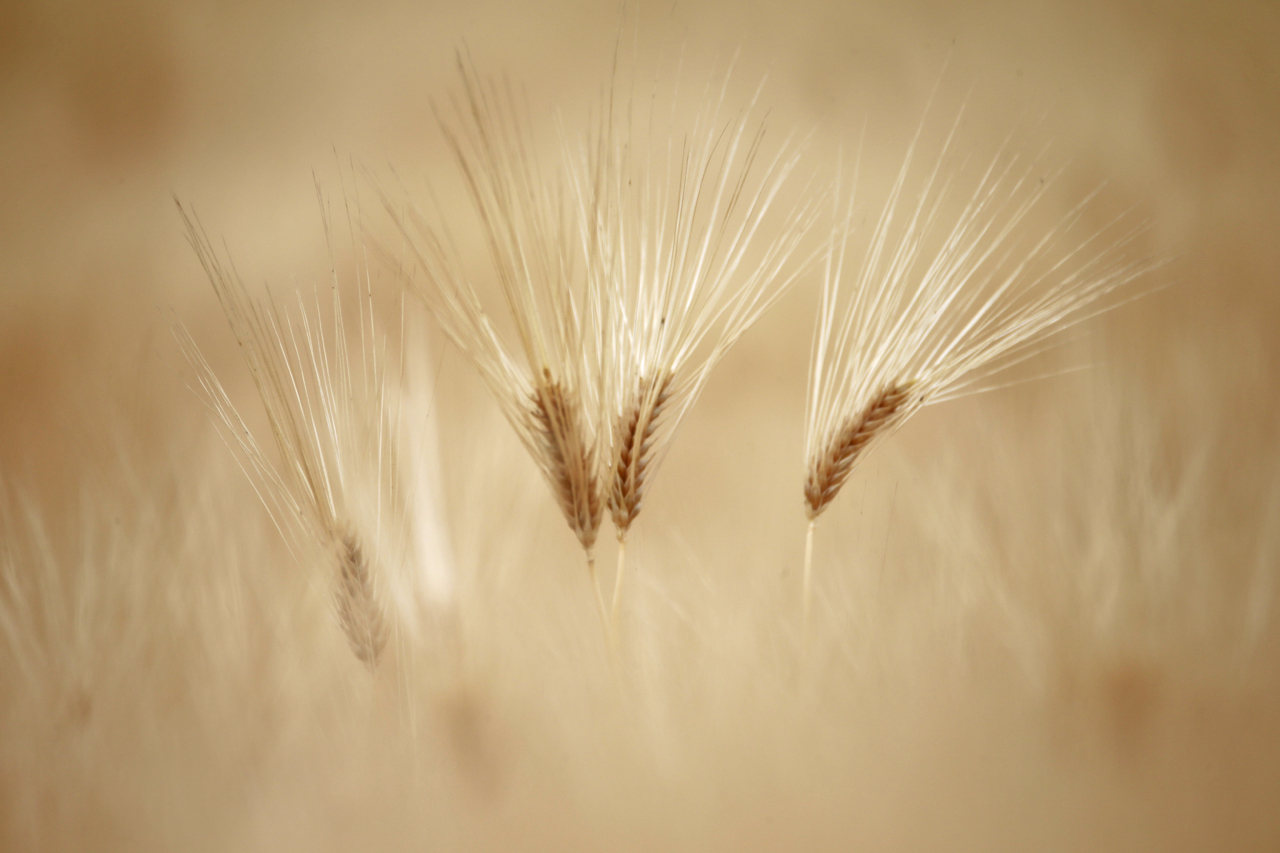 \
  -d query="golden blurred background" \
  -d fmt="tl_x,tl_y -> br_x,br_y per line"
1,0 -> 1277,492
1,0 -> 1278,849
